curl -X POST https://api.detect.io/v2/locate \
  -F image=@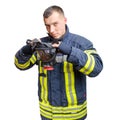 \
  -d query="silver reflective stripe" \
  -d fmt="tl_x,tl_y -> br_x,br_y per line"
55,53 -> 67,63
